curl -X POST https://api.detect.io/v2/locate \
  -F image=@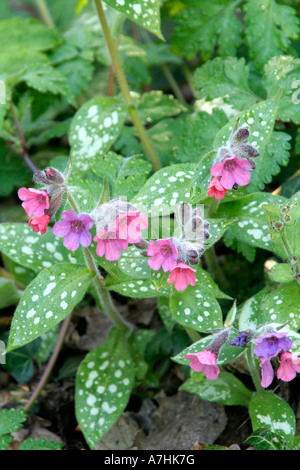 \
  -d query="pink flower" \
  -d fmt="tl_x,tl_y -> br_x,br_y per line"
18,187 -> 49,217
28,214 -> 51,235
259,357 -> 274,388
168,262 -> 196,291
94,227 -> 128,261
277,352 -> 300,382
115,211 -> 149,243
147,238 -> 178,272
210,154 -> 252,190
52,210 -> 94,251
208,177 -> 227,200
185,350 -> 220,380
